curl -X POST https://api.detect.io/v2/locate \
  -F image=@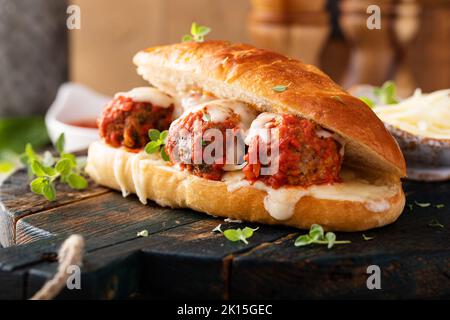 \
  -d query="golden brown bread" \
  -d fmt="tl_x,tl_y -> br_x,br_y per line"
86,142 -> 405,232
134,41 -> 406,178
